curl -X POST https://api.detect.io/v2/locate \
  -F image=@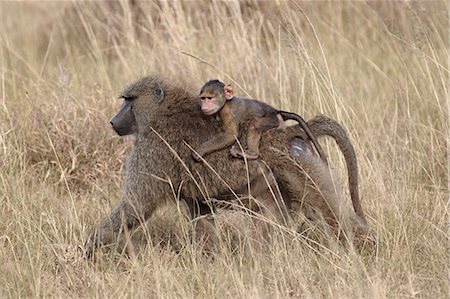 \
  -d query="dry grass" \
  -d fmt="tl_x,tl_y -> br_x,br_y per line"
0,1 -> 448,298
